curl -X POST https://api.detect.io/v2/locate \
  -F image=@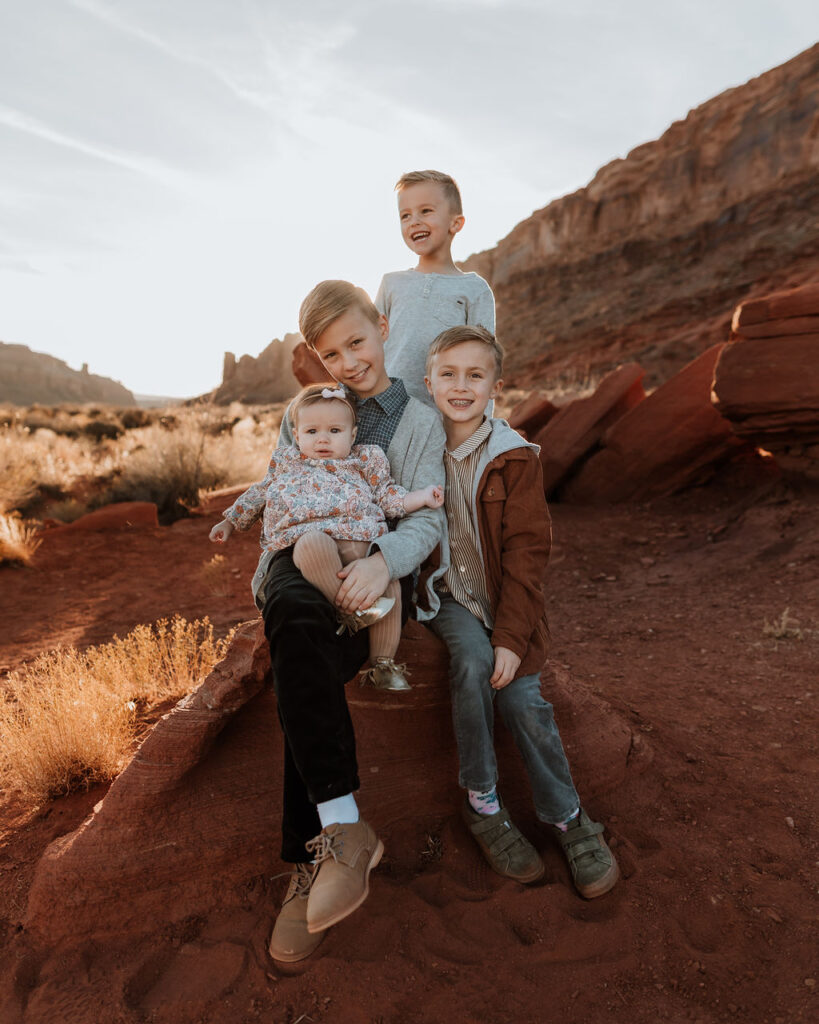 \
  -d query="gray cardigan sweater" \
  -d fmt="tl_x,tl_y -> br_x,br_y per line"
249,395 -> 446,619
